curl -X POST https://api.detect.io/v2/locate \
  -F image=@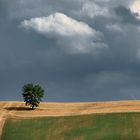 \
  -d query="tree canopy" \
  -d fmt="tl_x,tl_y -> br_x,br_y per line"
22,83 -> 44,109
